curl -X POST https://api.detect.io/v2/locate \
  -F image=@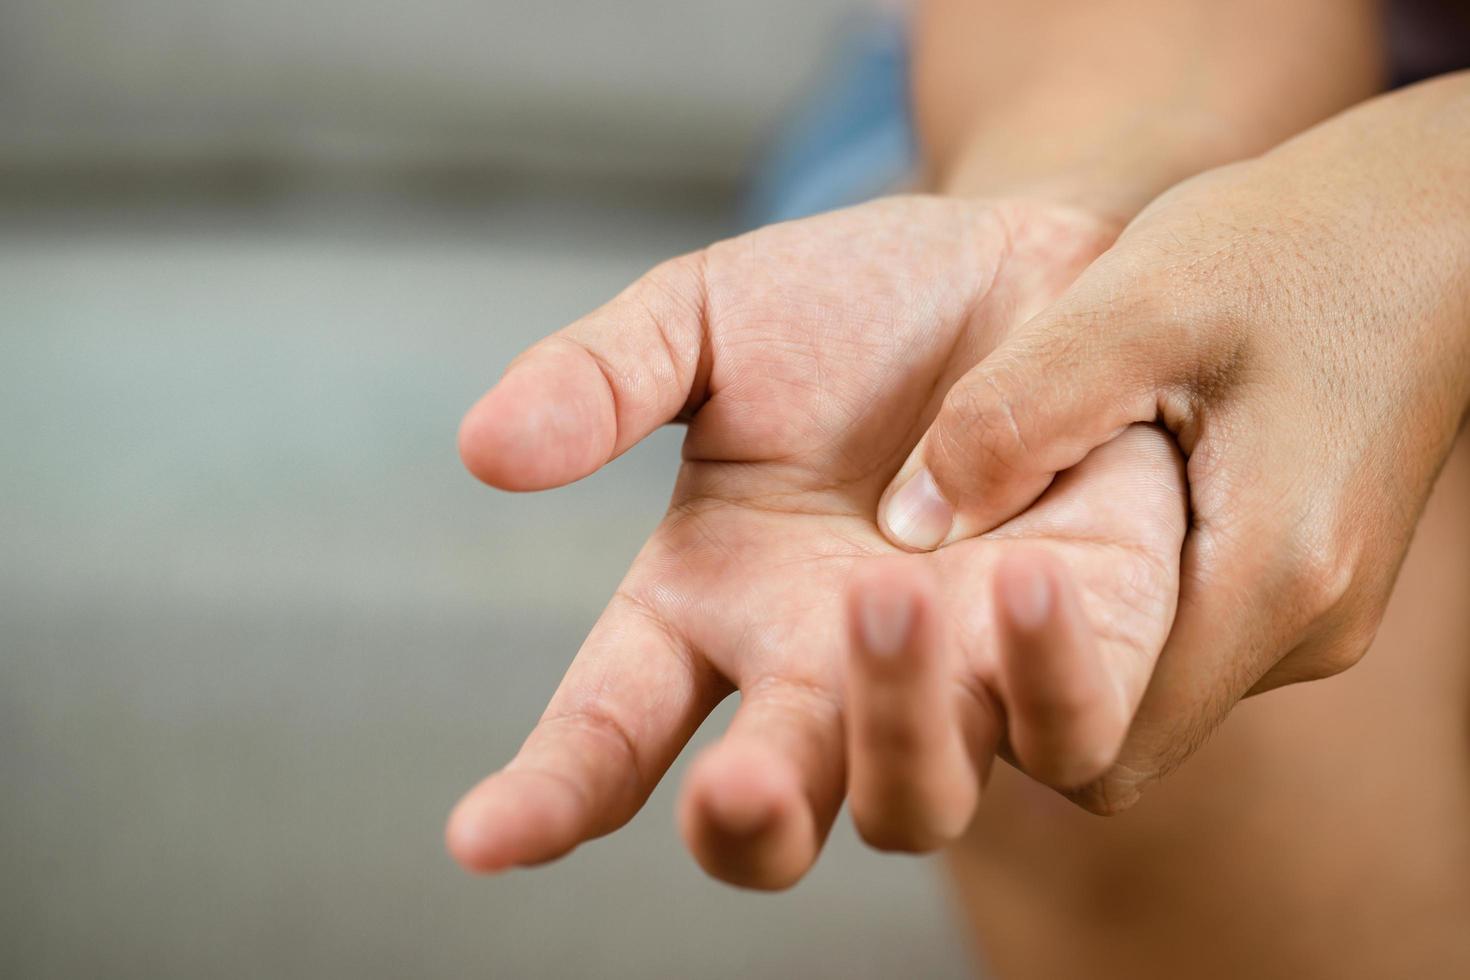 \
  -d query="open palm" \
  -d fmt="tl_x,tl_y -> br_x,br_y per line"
448,197 -> 1186,888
